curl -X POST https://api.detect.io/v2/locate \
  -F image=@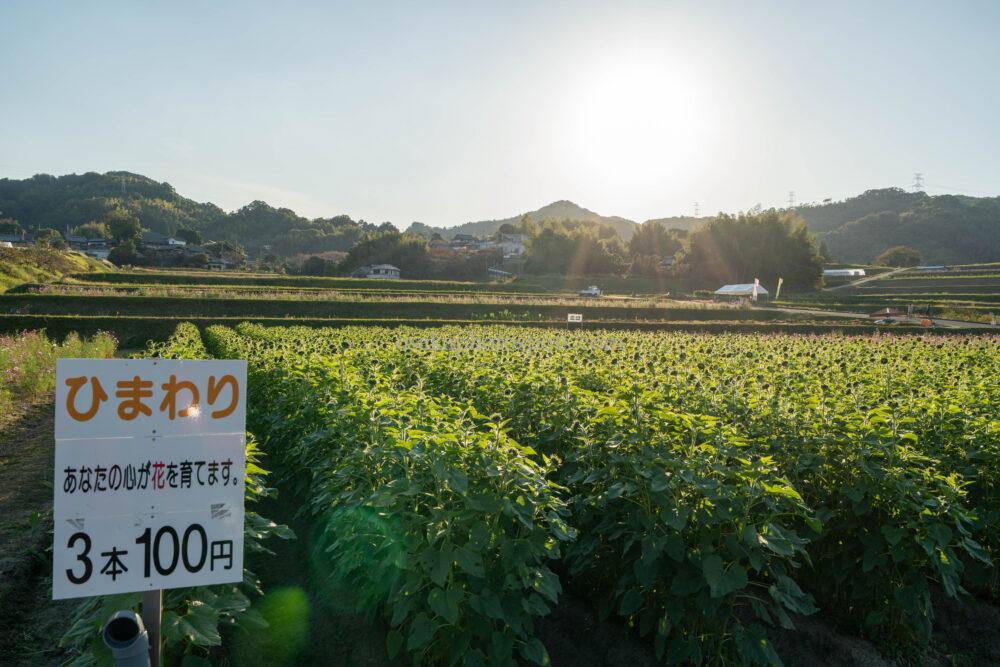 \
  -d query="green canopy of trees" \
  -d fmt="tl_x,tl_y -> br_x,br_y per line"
523,220 -> 625,275
676,210 -> 823,289
70,221 -> 111,239
875,245 -> 923,267
174,228 -> 202,245
34,227 -> 66,249
108,240 -> 139,266
105,209 -> 141,242
627,221 -> 685,259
